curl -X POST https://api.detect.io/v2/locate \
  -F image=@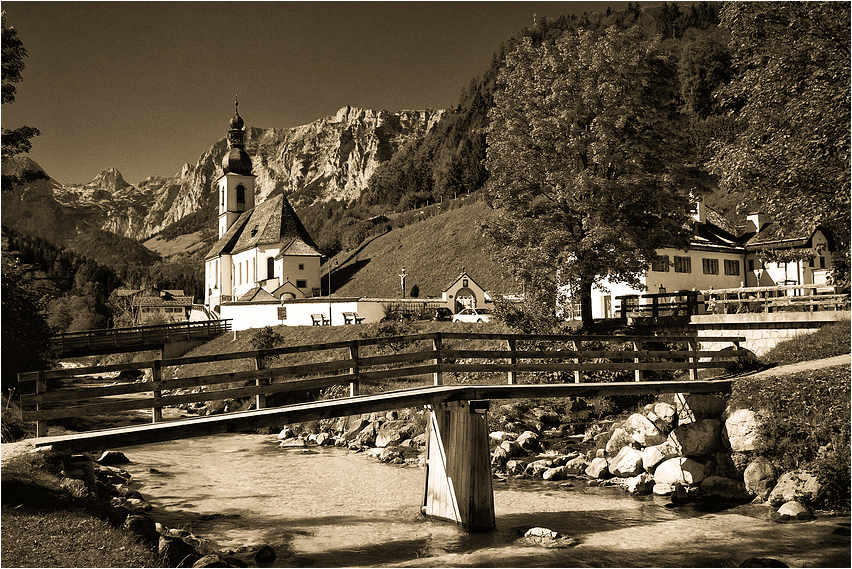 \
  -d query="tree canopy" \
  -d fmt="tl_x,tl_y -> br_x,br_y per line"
1,11 -> 40,160
485,25 -> 695,326
709,2 -> 851,285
